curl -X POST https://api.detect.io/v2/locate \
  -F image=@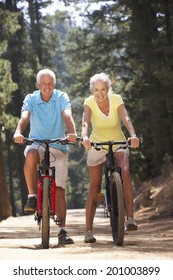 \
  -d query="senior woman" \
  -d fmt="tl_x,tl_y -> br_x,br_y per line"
81,73 -> 139,243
